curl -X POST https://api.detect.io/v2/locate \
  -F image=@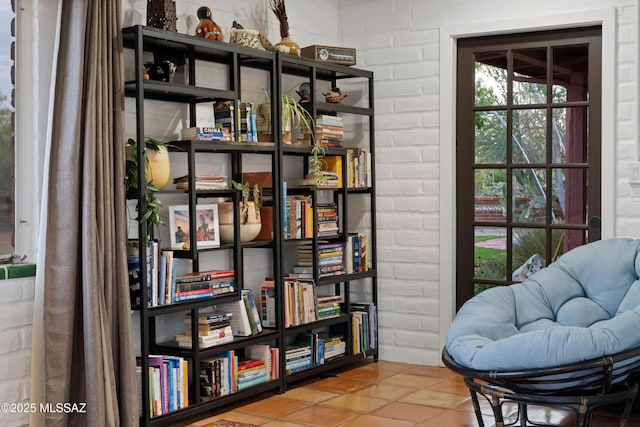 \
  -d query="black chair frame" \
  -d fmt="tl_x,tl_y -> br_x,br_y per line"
442,347 -> 640,427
